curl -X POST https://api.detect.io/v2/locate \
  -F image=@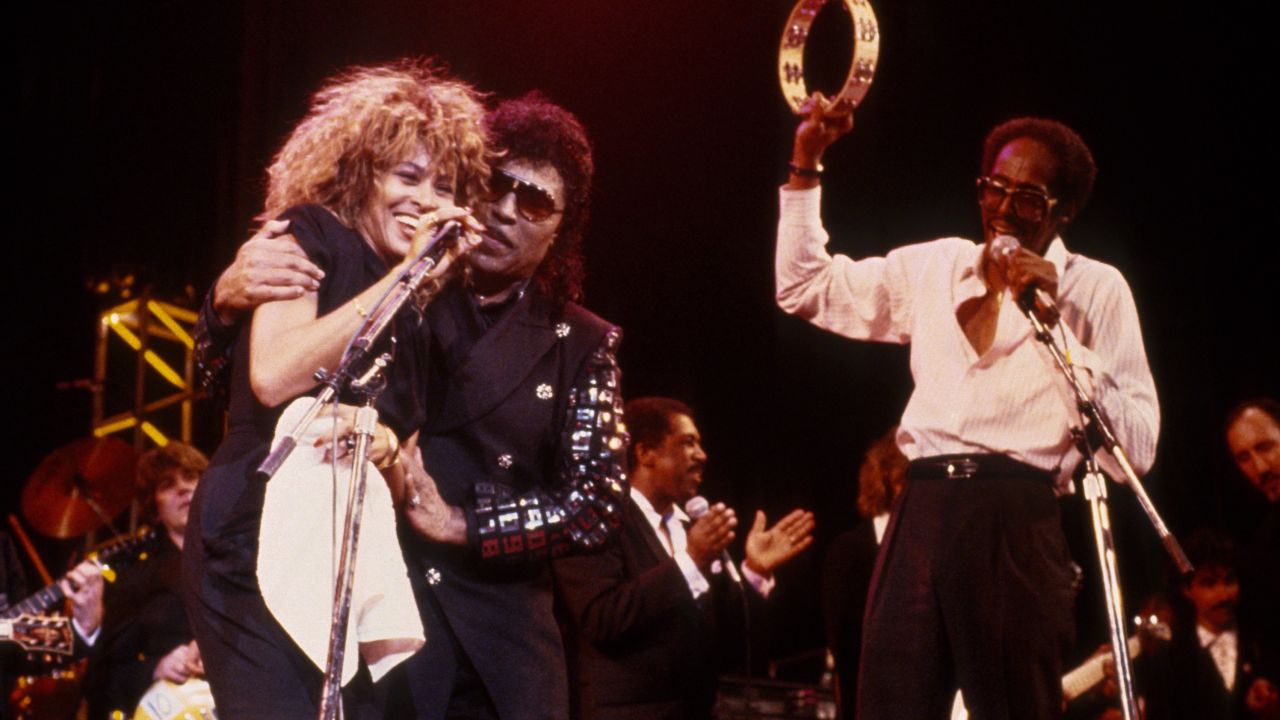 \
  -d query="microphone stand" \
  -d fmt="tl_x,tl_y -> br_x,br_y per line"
1018,298 -> 1191,720
316,357 -> 387,720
